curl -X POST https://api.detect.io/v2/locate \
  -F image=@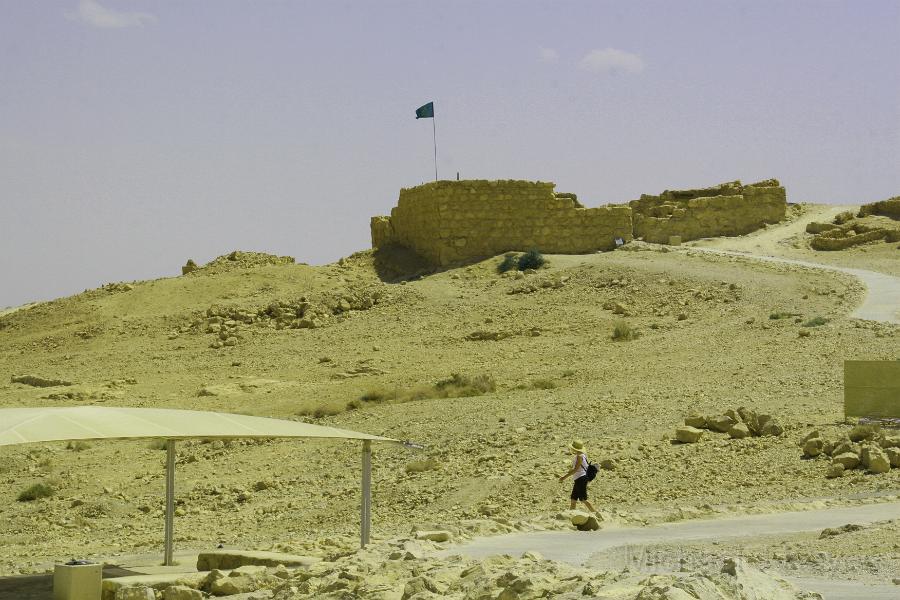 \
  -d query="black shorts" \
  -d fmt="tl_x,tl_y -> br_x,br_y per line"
571,476 -> 588,501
